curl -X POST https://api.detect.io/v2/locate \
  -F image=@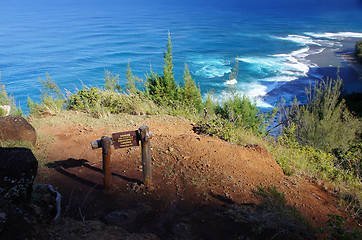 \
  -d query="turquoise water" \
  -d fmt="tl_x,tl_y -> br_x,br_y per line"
1,0 -> 362,111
